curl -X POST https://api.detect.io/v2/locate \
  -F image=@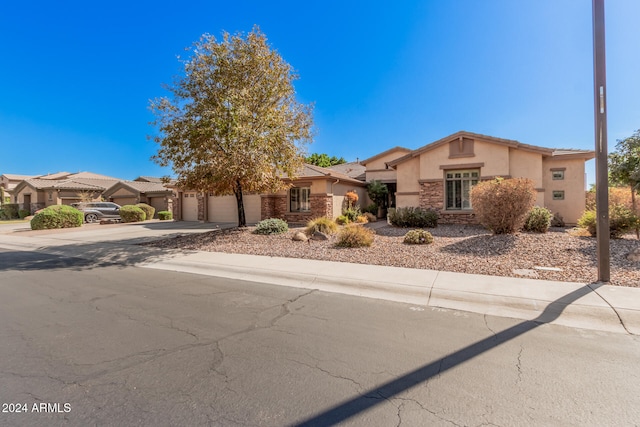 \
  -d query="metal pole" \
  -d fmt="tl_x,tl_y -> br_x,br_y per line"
592,0 -> 610,282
